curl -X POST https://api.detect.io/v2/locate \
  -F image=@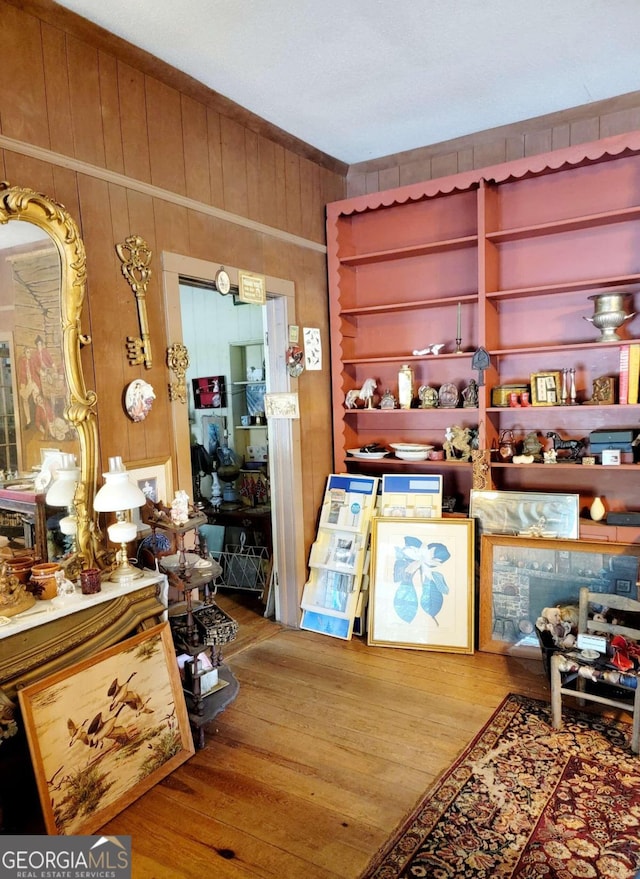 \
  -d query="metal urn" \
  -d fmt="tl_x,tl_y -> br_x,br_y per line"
584,292 -> 635,342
